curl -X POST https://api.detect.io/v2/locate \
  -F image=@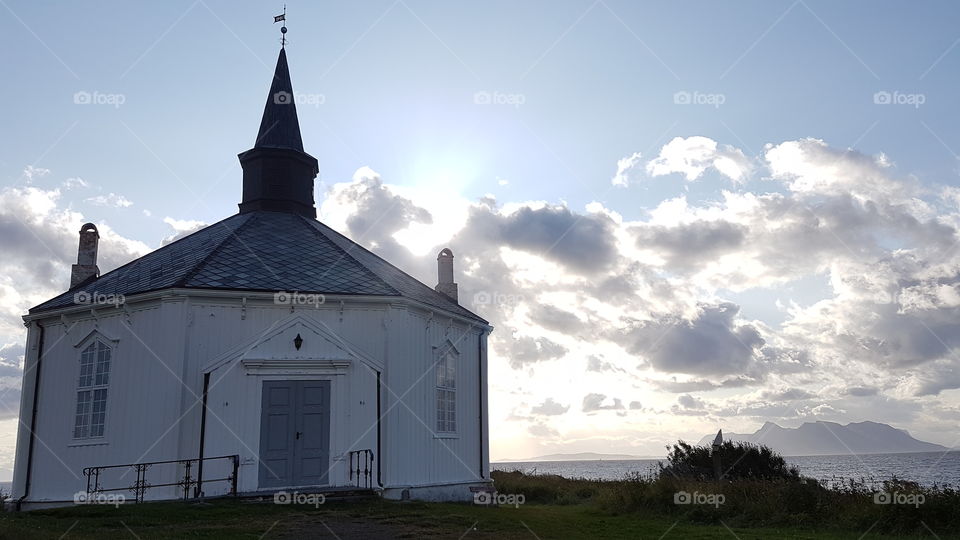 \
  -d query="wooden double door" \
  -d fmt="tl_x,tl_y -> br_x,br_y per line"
258,380 -> 331,488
